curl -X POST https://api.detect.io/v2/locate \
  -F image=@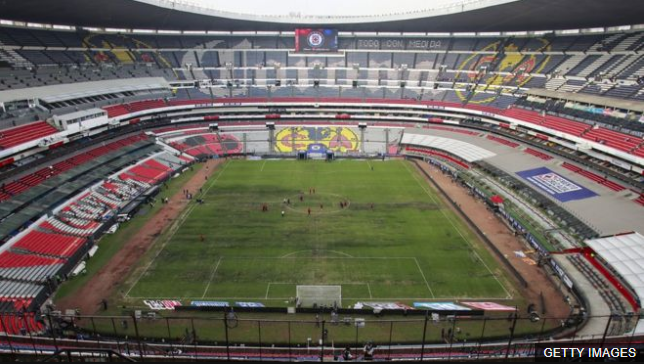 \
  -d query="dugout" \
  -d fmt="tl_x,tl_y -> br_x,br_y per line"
117,185 -> 160,222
